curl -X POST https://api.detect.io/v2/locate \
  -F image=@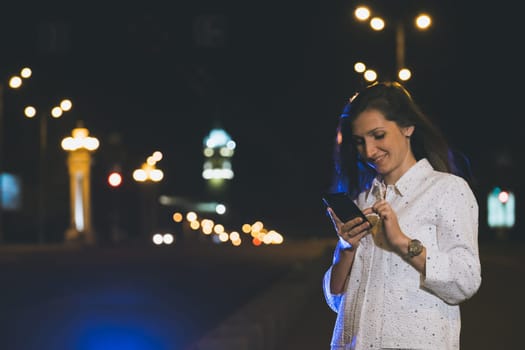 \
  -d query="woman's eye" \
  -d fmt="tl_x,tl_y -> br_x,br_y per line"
374,133 -> 385,140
